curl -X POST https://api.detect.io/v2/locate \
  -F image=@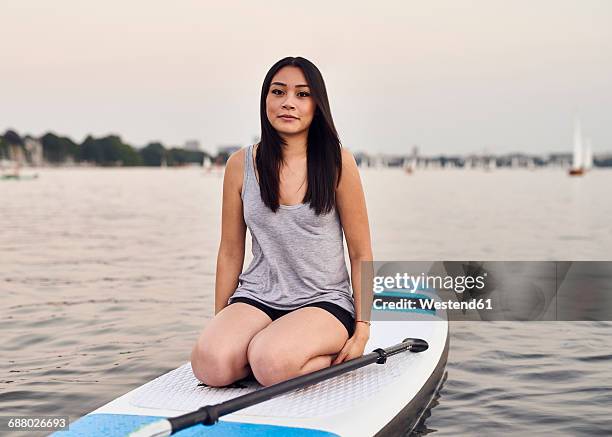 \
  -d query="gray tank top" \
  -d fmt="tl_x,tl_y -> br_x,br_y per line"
227,144 -> 355,317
